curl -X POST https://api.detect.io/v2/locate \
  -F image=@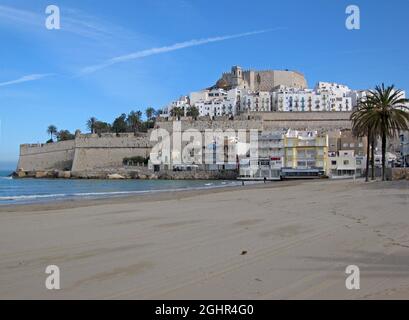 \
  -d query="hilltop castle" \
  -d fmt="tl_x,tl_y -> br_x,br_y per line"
215,66 -> 308,91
